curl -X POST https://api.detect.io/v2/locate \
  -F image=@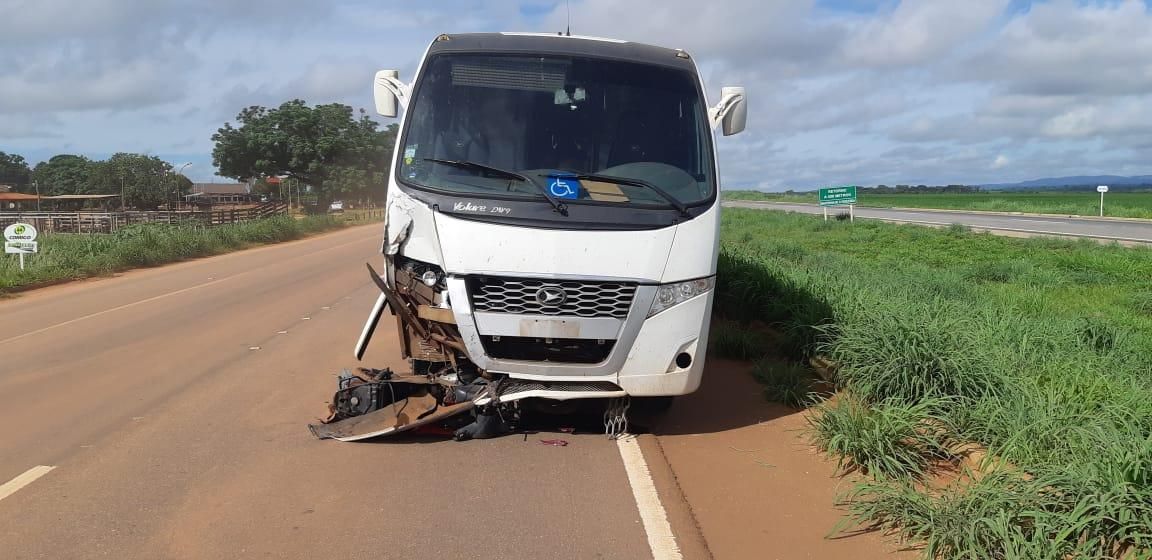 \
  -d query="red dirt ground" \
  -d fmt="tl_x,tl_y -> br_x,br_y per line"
651,358 -> 917,560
